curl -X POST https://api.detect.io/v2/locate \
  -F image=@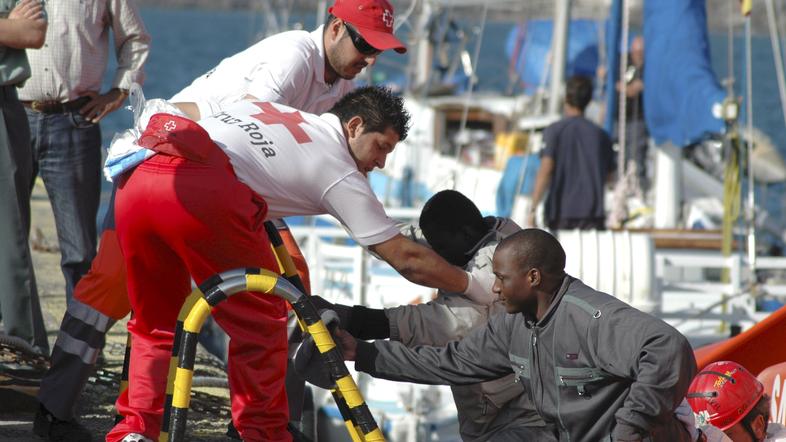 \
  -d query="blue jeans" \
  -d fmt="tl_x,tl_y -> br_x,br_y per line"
27,109 -> 101,301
